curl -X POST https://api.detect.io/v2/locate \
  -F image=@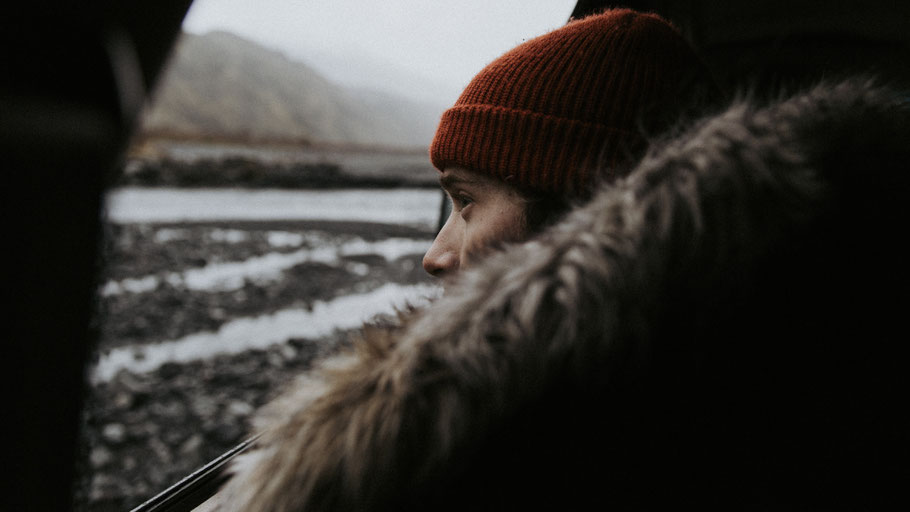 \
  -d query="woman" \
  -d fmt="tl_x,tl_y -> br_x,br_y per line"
218,76 -> 910,511
214,9 -> 747,512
